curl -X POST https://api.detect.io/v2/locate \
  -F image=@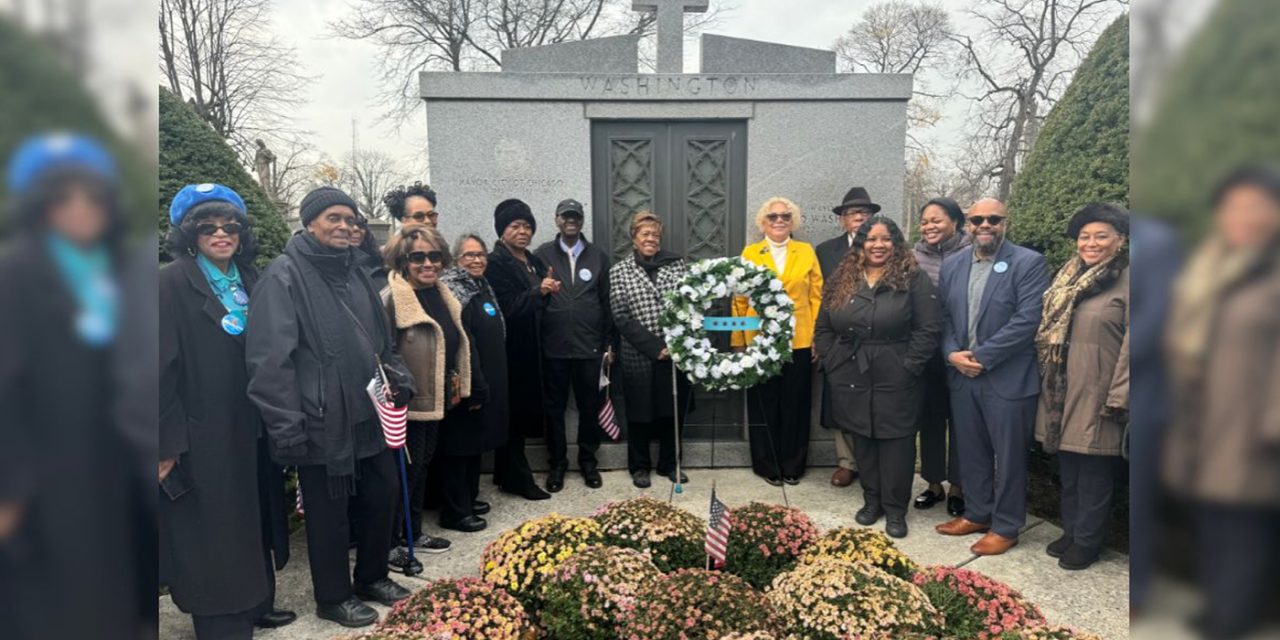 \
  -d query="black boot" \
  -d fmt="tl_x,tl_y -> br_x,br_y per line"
1058,543 -> 1100,571
1046,534 -> 1073,558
